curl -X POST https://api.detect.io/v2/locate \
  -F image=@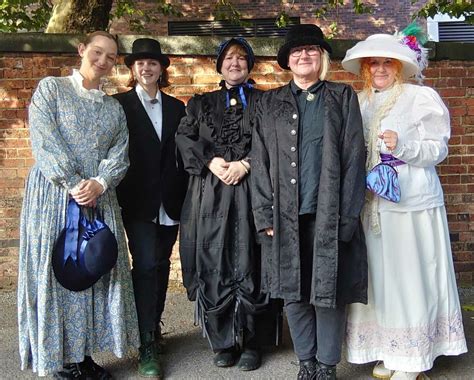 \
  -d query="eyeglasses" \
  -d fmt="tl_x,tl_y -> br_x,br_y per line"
289,46 -> 320,57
